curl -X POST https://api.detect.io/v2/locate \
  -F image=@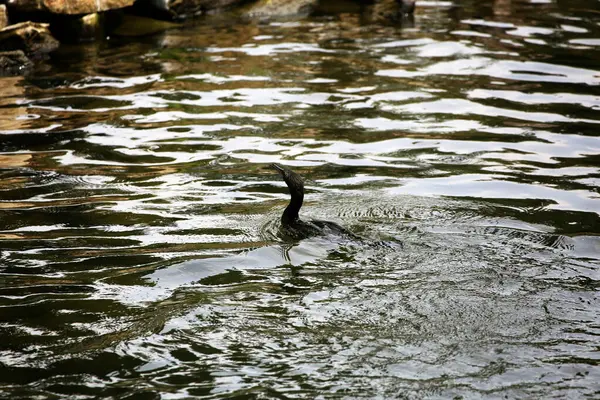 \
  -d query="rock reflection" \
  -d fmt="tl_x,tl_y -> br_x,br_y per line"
493,0 -> 511,17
